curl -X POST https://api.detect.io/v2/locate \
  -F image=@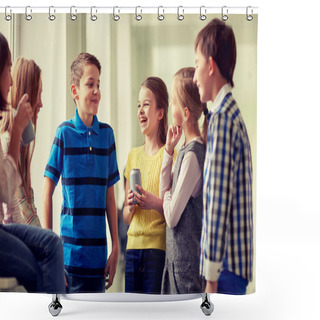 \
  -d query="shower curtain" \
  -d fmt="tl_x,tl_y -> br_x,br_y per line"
0,8 -> 257,296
